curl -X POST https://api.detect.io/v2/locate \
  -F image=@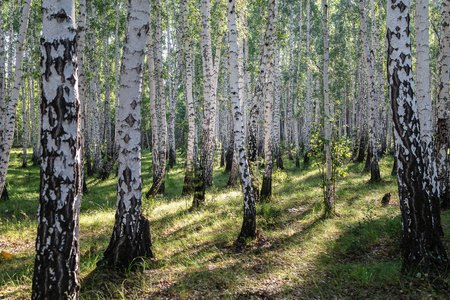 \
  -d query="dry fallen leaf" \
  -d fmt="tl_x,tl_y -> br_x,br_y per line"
1,251 -> 14,259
